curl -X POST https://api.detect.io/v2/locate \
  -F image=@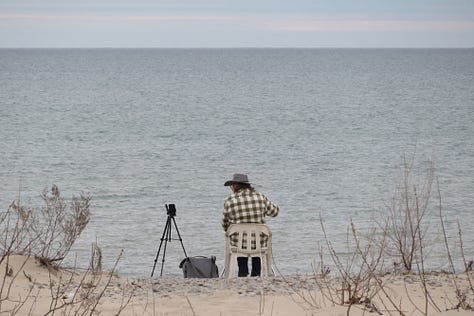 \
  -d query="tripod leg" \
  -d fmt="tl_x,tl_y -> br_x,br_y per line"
159,219 -> 172,276
171,217 -> 188,258
151,216 -> 171,277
